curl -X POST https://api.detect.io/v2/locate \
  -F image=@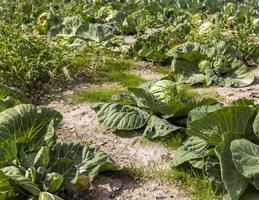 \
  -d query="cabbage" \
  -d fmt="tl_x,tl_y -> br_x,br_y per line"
198,60 -> 211,72
150,80 -> 177,103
